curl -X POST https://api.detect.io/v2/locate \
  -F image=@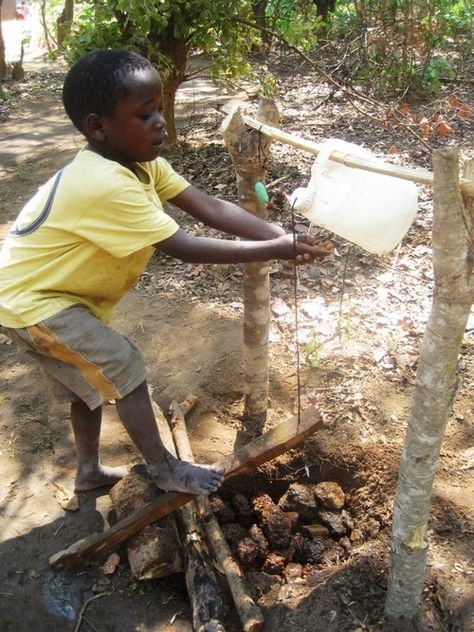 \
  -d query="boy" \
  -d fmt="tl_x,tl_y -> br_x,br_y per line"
0,49 -> 330,495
